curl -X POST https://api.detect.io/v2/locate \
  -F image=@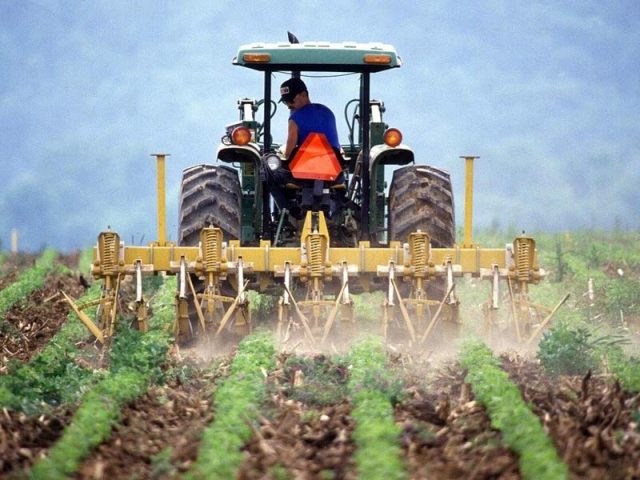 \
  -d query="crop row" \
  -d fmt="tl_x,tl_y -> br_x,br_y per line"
0,249 -> 58,319
347,337 -> 407,480
0,283 -> 103,412
460,340 -> 569,480
186,331 -> 276,479
30,276 -> 175,479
